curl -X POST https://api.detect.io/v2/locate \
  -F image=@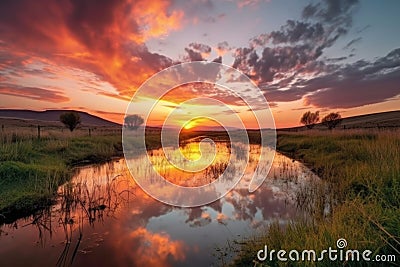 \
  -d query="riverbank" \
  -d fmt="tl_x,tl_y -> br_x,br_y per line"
233,129 -> 400,266
0,127 -> 197,224
2,129 -> 399,265
0,134 -> 122,223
